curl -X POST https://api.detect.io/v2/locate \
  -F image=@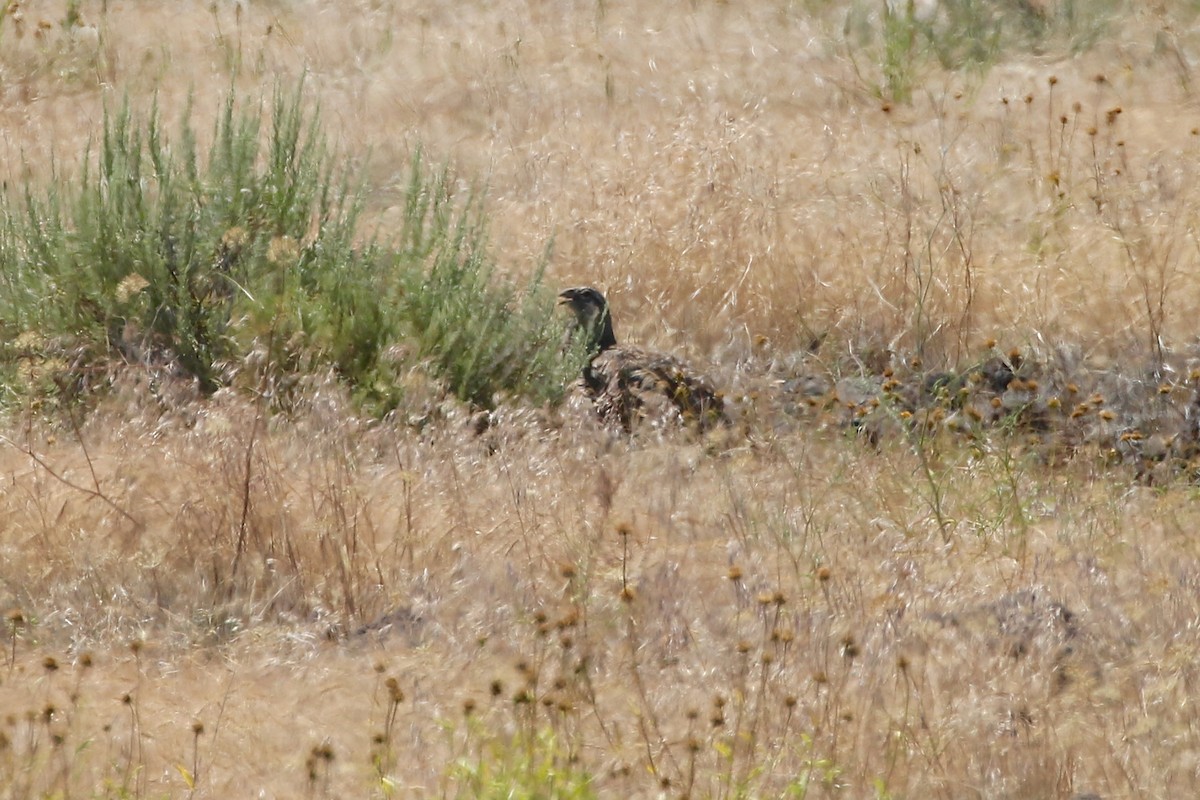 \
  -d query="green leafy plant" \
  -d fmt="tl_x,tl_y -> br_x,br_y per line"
448,727 -> 596,800
0,84 -> 584,418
